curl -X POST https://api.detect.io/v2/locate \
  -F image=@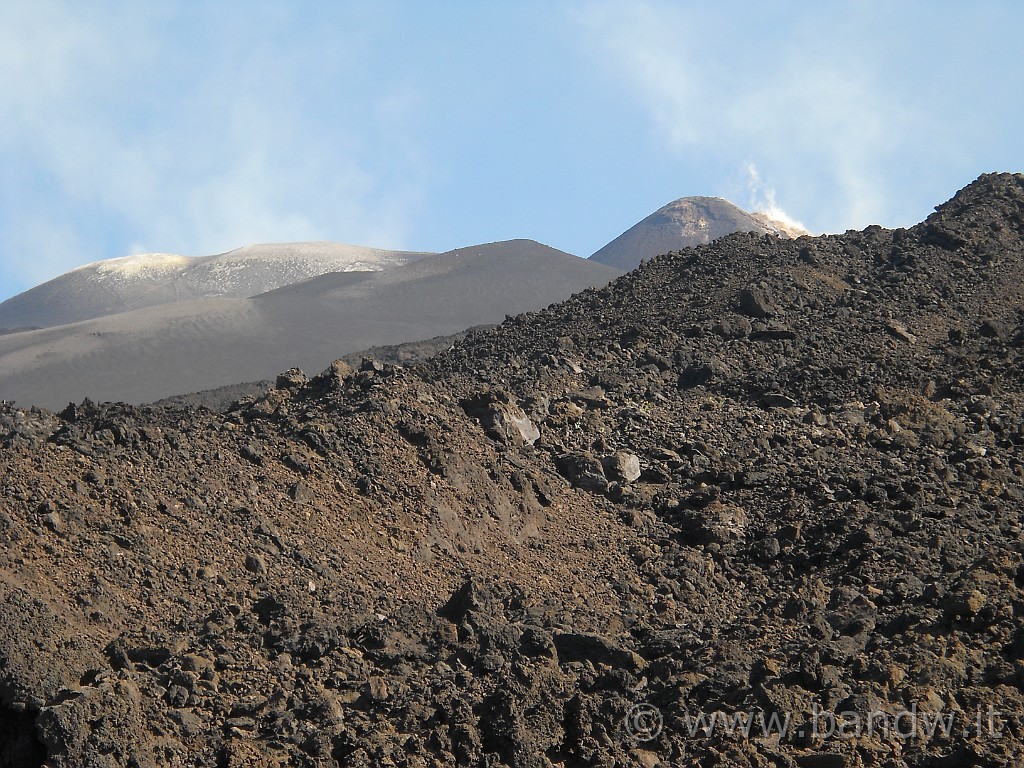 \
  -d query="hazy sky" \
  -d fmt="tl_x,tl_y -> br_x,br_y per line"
1,1 -> 1022,302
